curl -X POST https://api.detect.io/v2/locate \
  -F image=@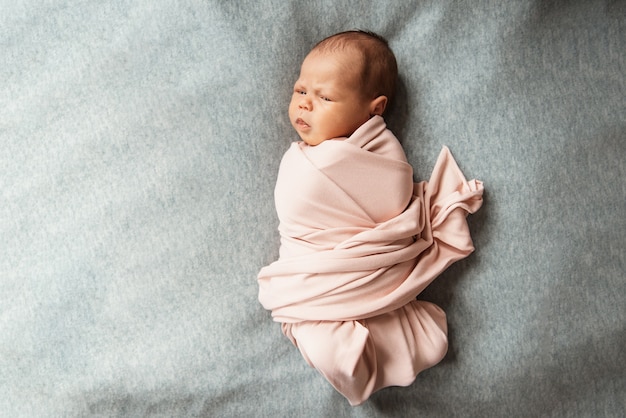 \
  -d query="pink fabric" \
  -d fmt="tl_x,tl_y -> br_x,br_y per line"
258,116 -> 483,405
